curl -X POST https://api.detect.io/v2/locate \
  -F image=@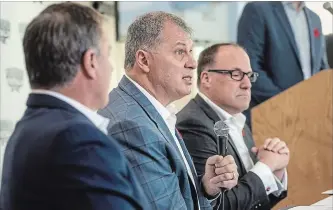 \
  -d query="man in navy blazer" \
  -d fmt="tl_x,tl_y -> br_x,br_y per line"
98,12 -> 239,210
0,3 -> 149,210
237,1 -> 330,127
